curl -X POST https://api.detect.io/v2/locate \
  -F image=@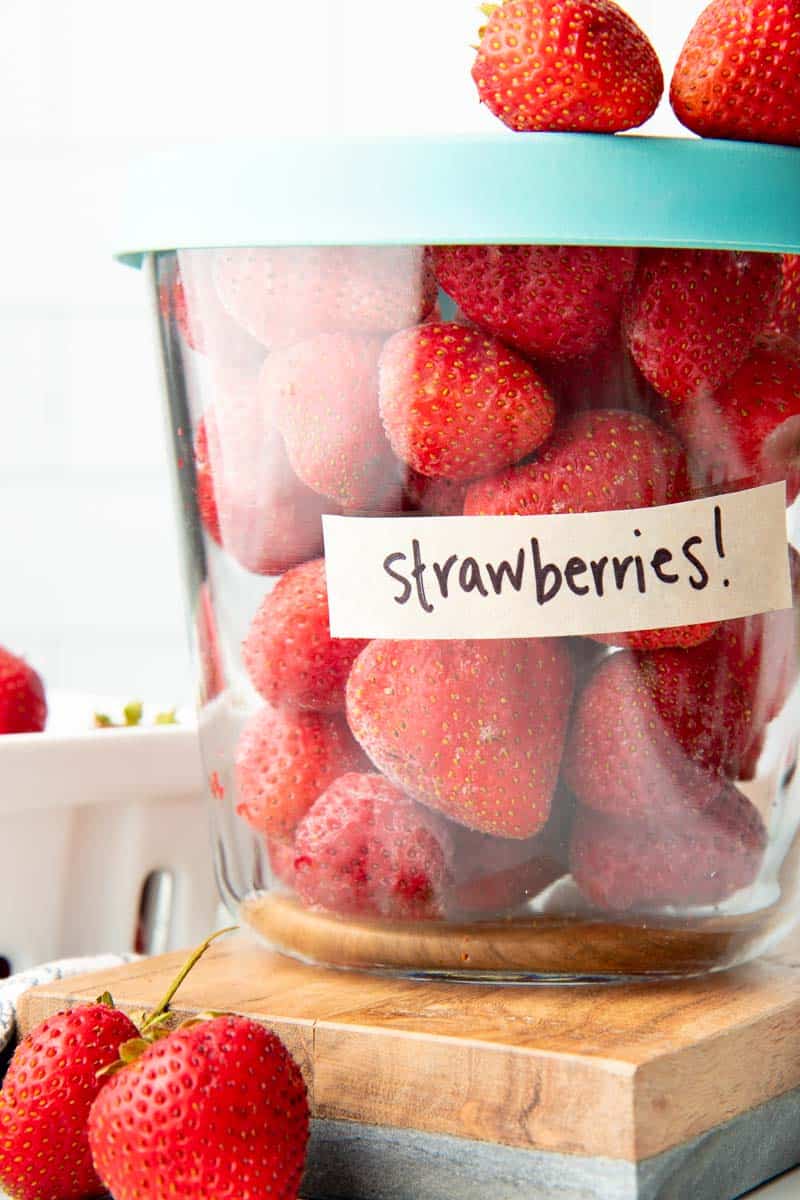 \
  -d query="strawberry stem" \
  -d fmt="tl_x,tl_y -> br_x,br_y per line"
139,926 -> 237,1034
